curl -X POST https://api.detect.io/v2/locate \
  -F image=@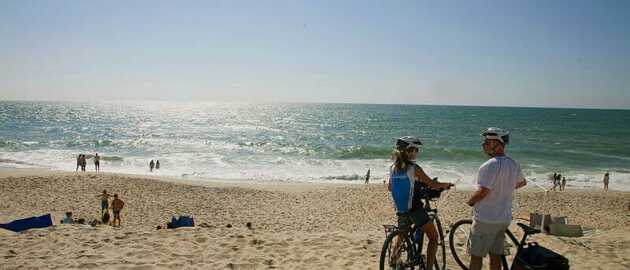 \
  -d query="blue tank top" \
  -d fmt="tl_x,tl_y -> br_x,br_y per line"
390,165 -> 416,213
